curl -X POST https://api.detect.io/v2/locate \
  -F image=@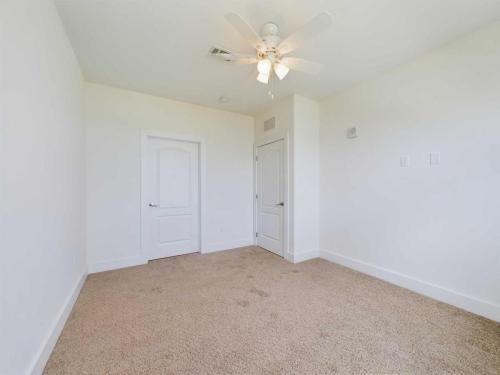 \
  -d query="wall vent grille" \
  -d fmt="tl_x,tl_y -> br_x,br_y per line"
264,117 -> 276,132
209,46 -> 233,62
209,46 -> 230,55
